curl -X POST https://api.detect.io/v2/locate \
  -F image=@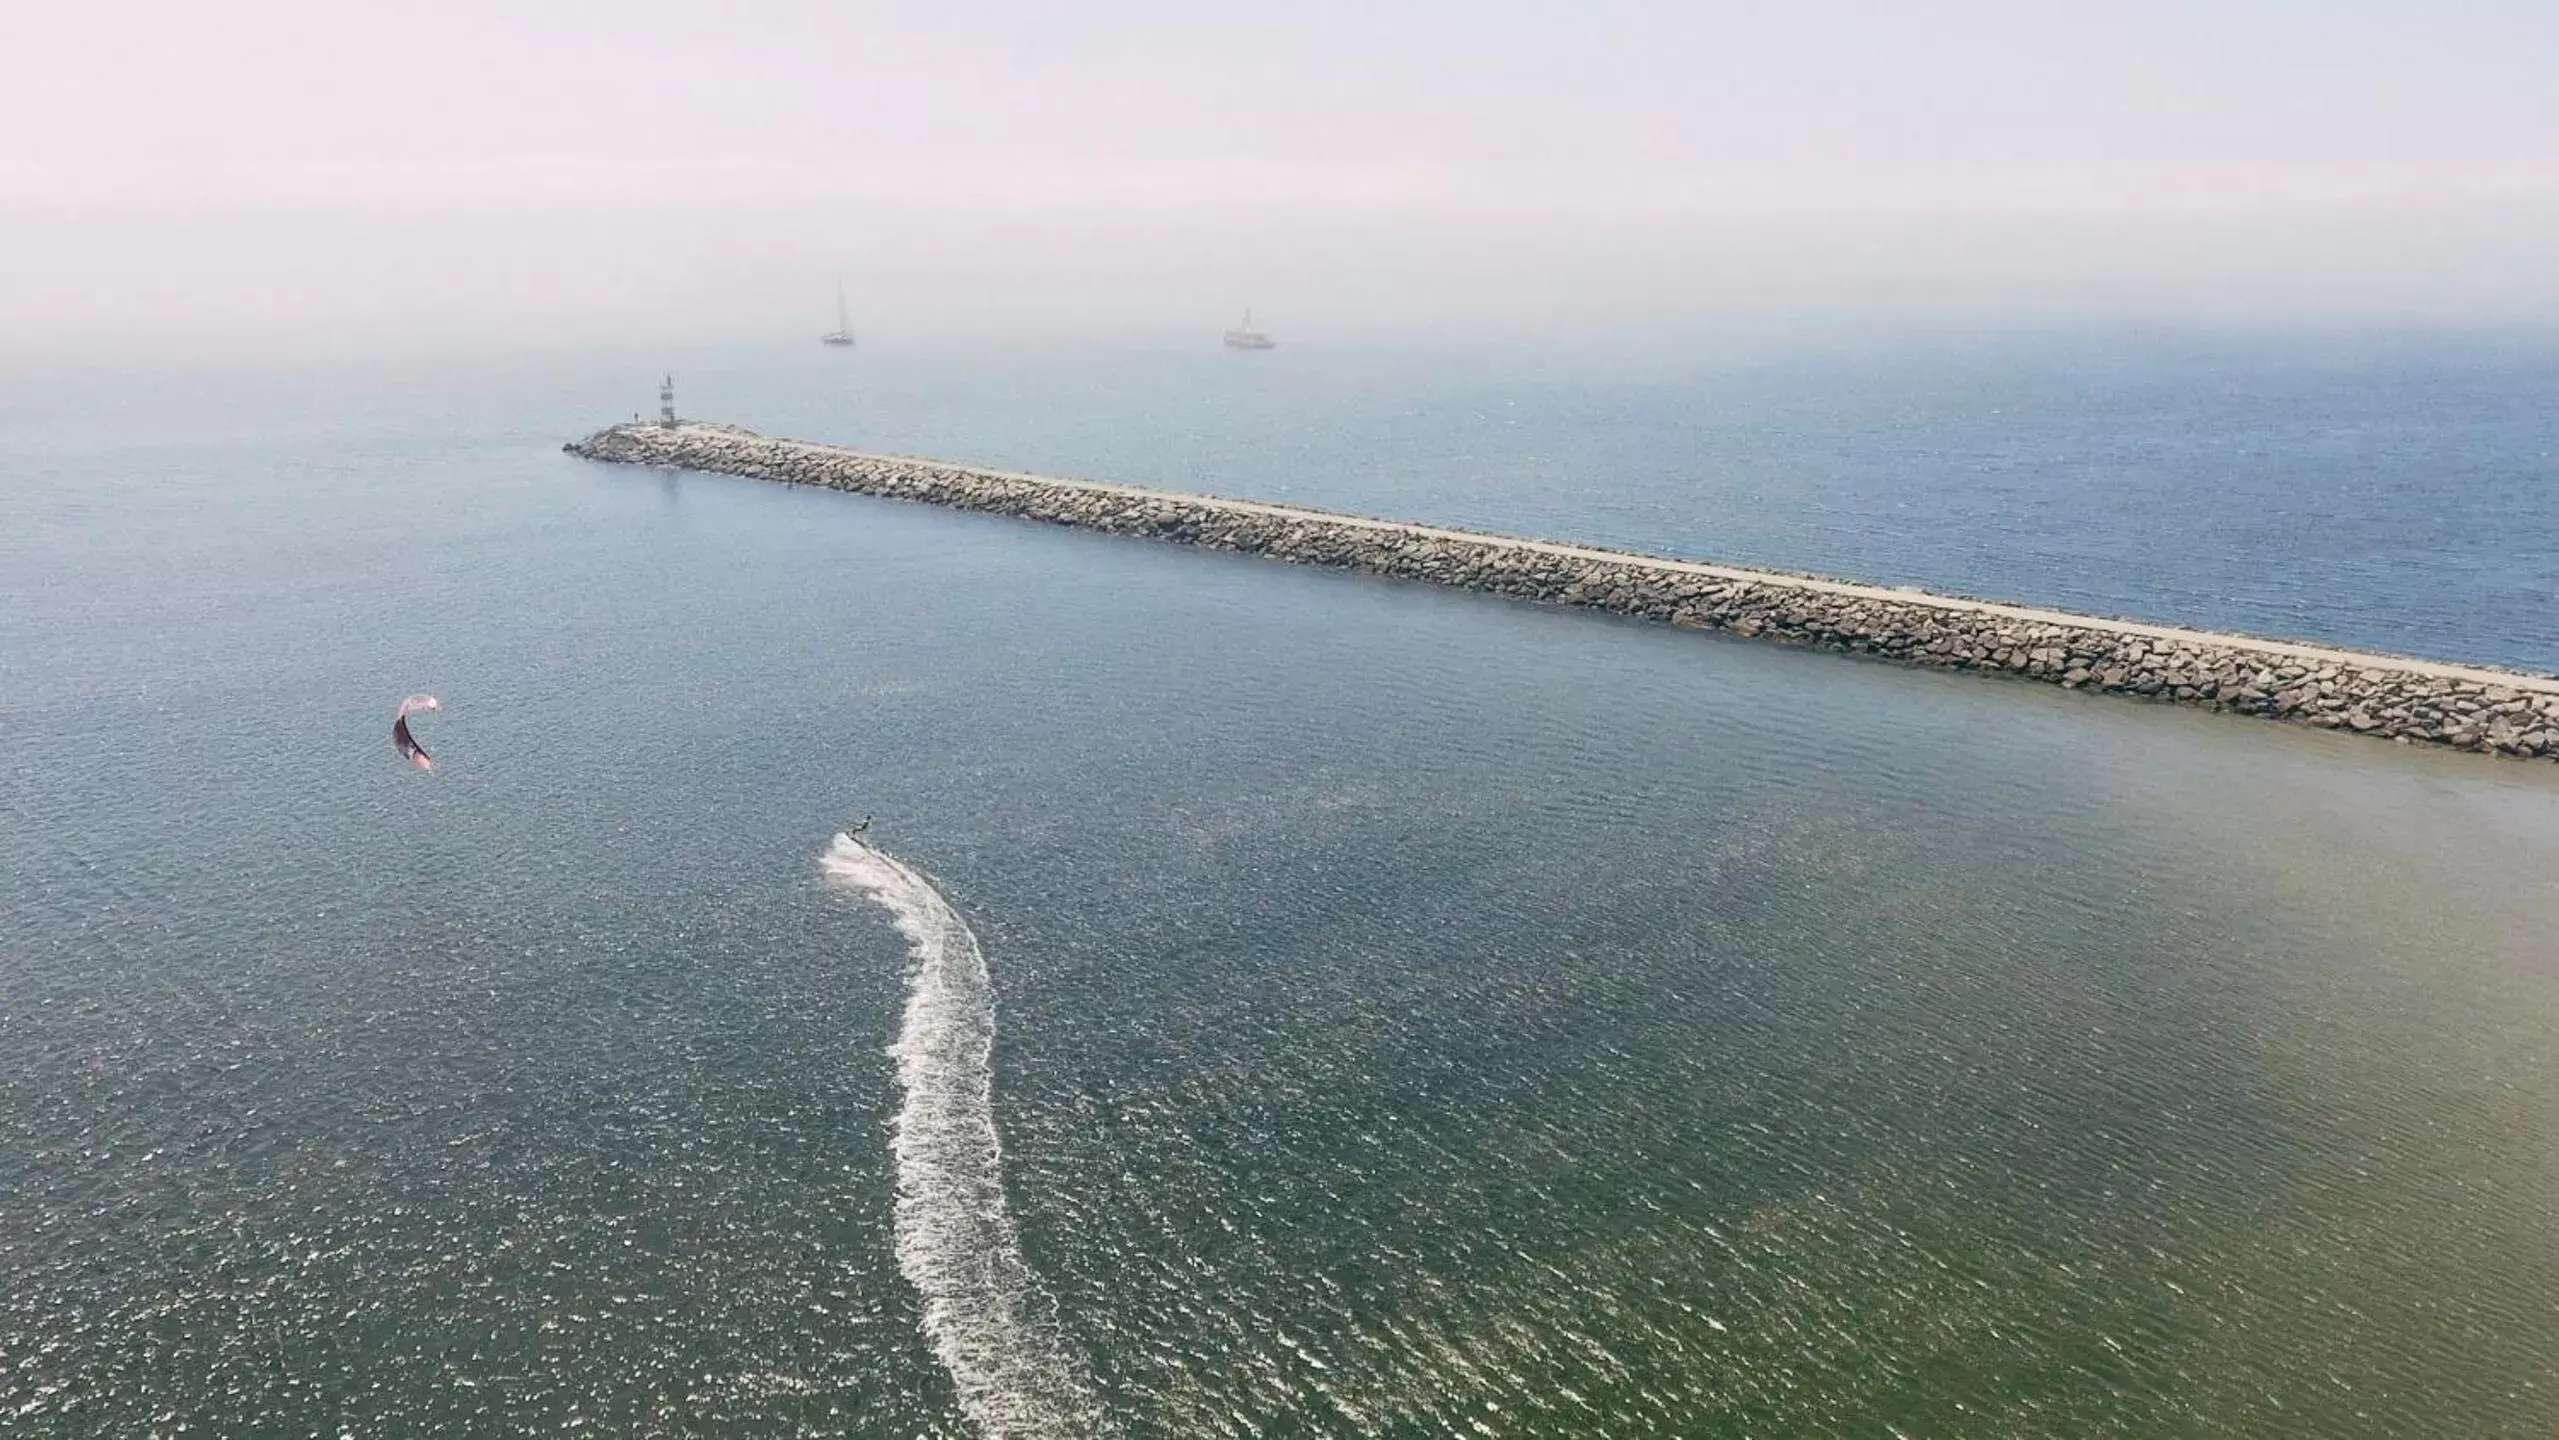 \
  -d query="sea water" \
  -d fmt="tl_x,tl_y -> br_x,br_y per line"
3,333 -> 2557,1436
